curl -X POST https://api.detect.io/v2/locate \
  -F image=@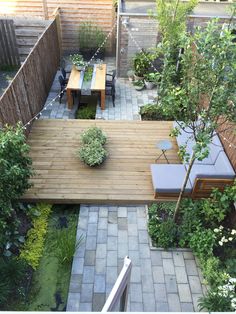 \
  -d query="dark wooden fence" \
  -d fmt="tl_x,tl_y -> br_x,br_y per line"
219,122 -> 236,172
0,19 -> 20,67
0,17 -> 60,131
